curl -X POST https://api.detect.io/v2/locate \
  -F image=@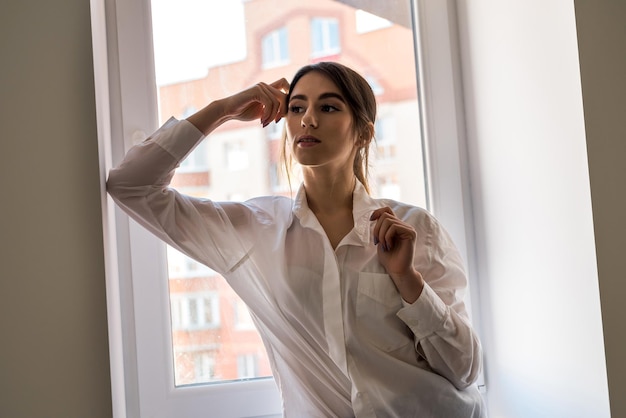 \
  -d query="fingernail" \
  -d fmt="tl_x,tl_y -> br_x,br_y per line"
374,236 -> 379,245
